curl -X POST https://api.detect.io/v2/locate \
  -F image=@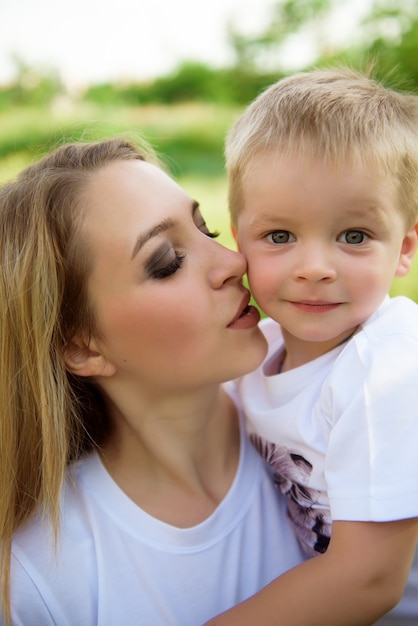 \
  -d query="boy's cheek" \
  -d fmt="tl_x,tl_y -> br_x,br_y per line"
235,235 -> 259,258
247,260 -> 274,291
